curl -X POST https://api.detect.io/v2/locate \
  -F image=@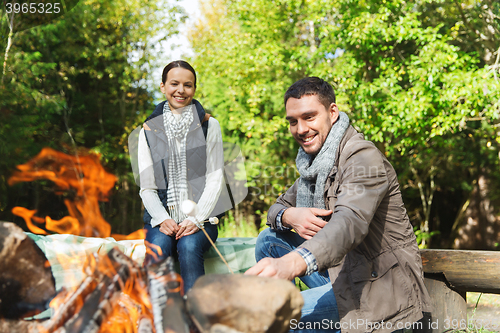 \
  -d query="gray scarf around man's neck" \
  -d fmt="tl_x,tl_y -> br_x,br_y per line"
296,111 -> 350,209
